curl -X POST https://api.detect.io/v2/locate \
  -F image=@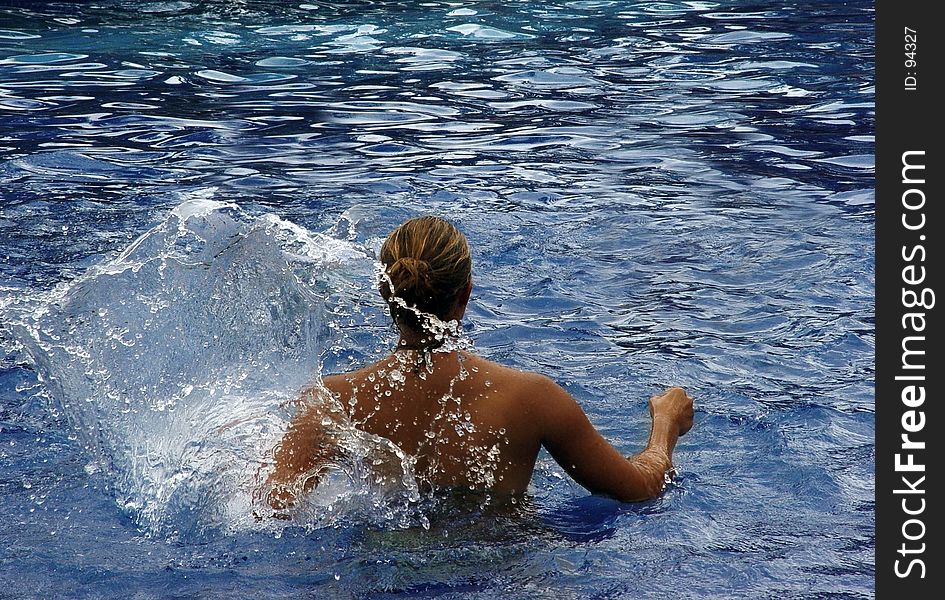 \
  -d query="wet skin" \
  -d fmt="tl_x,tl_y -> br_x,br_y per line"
268,348 -> 693,507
